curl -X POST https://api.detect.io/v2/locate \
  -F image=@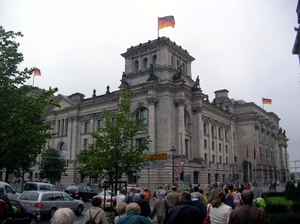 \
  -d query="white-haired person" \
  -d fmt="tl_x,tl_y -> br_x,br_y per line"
117,202 -> 151,224
50,207 -> 76,224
